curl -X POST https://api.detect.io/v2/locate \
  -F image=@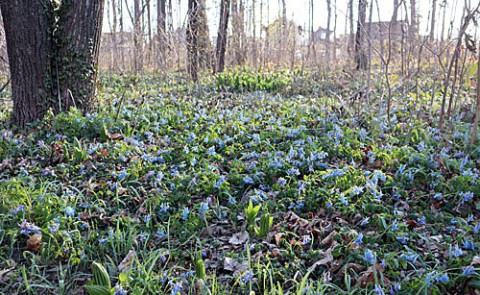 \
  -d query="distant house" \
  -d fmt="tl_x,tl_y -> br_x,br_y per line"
366,20 -> 408,42
312,27 -> 334,42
